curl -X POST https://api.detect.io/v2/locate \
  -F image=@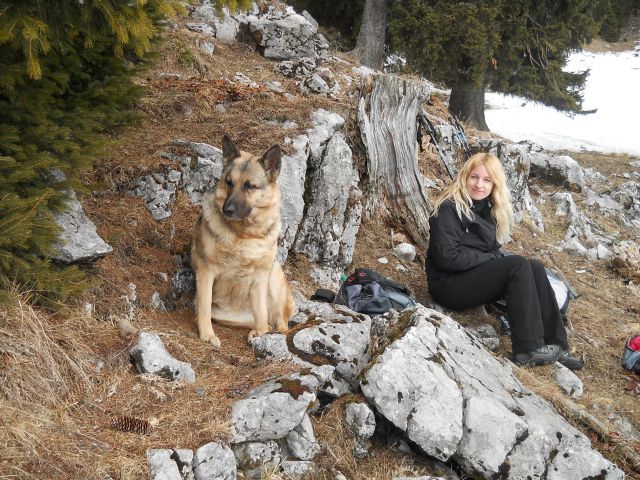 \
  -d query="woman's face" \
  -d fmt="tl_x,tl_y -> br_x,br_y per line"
466,164 -> 493,201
